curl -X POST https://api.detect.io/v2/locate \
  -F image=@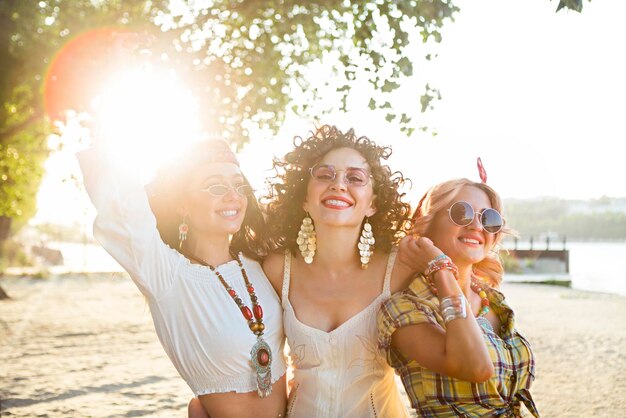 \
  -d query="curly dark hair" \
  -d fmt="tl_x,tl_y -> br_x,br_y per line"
263,125 -> 411,255
146,140 -> 267,261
